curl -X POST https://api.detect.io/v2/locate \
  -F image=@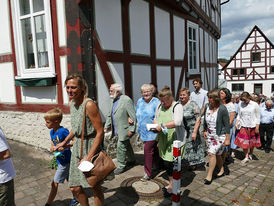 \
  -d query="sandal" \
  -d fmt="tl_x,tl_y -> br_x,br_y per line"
241,157 -> 249,164
248,154 -> 253,160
